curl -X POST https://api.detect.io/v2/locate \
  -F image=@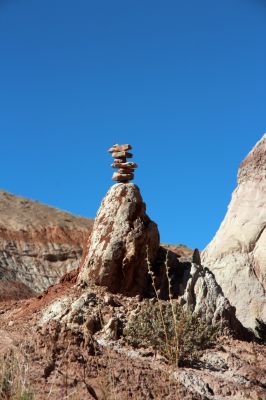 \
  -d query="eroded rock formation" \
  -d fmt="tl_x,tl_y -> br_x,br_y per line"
0,142 -> 264,399
202,133 -> 266,329
154,247 -> 245,336
78,143 -> 244,330
0,190 -> 93,297
78,183 -> 160,295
